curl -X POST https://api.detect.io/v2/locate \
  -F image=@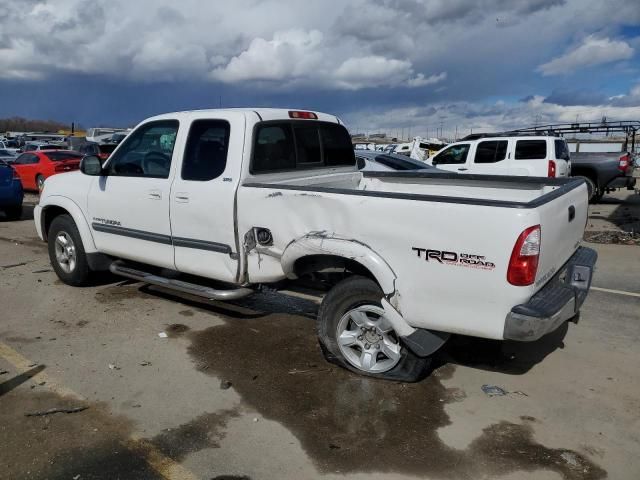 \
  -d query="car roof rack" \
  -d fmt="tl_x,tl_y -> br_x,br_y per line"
460,132 -> 561,140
